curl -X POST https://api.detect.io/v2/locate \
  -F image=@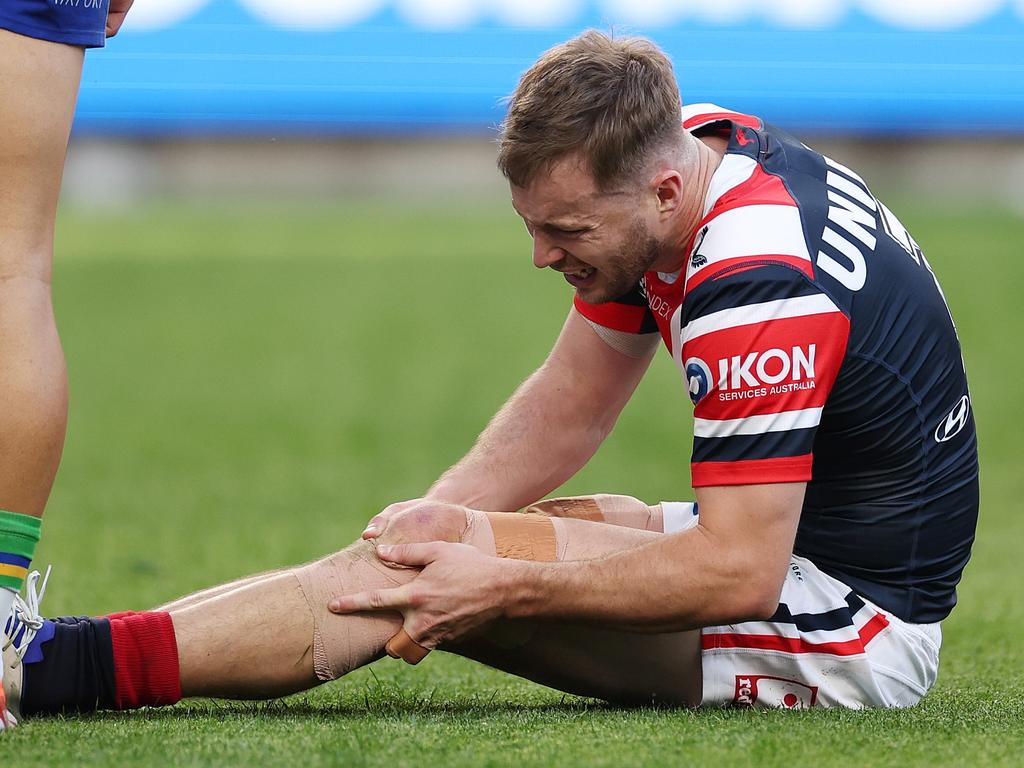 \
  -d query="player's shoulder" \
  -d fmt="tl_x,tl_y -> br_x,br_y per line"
684,151 -> 815,299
